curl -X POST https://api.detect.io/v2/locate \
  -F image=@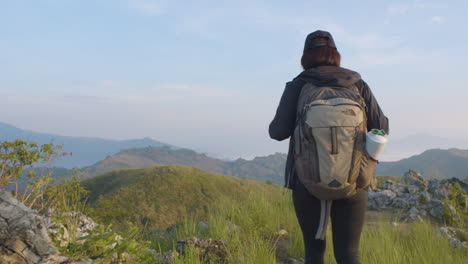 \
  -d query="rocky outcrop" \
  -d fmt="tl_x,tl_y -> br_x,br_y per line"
402,169 -> 428,192
369,171 -> 466,223
369,170 -> 467,248
0,190 -> 57,264
46,212 -> 97,248
439,227 -> 468,249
